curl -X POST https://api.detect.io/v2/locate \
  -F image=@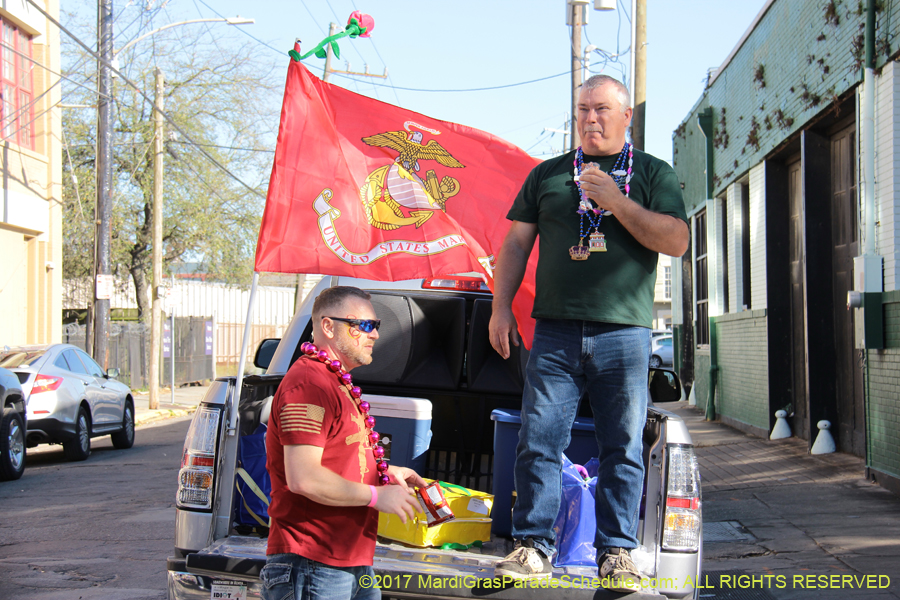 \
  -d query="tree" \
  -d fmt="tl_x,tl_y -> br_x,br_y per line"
61,6 -> 282,319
